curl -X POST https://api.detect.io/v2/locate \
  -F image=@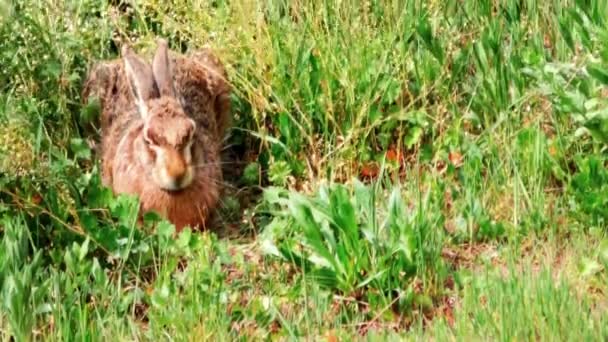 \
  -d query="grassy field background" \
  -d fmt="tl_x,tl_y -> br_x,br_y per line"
1,0 -> 608,340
